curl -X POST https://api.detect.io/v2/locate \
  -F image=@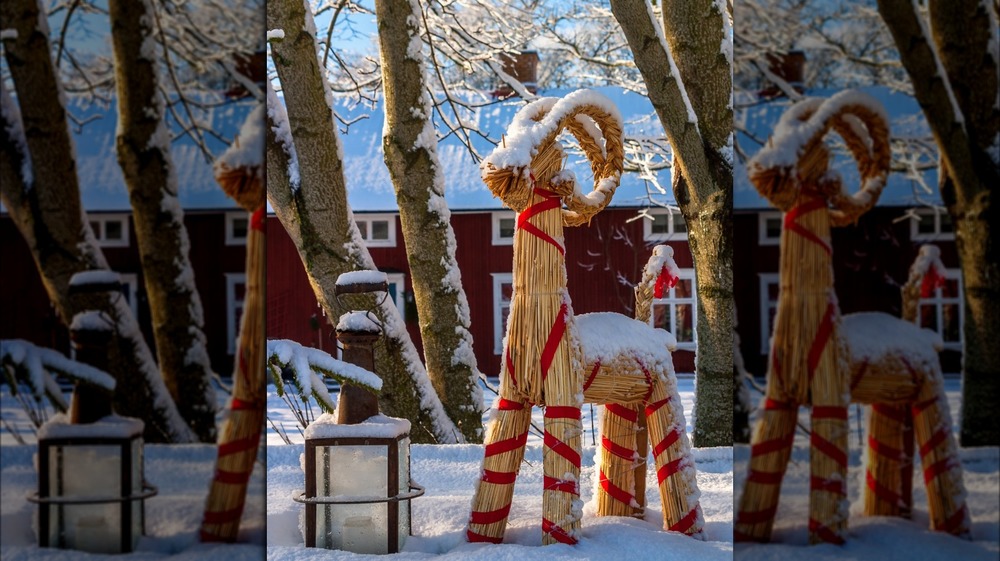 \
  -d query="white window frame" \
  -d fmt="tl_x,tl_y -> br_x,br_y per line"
759,272 -> 780,354
385,272 -> 406,322
88,213 -> 130,247
355,213 -> 397,248
917,268 -> 964,351
225,211 -> 249,246
642,208 -> 688,242
910,207 -> 955,241
649,268 -> 697,351
758,211 -> 783,246
225,273 -> 246,355
119,273 -> 140,319
492,272 -> 513,354
491,211 -> 516,246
